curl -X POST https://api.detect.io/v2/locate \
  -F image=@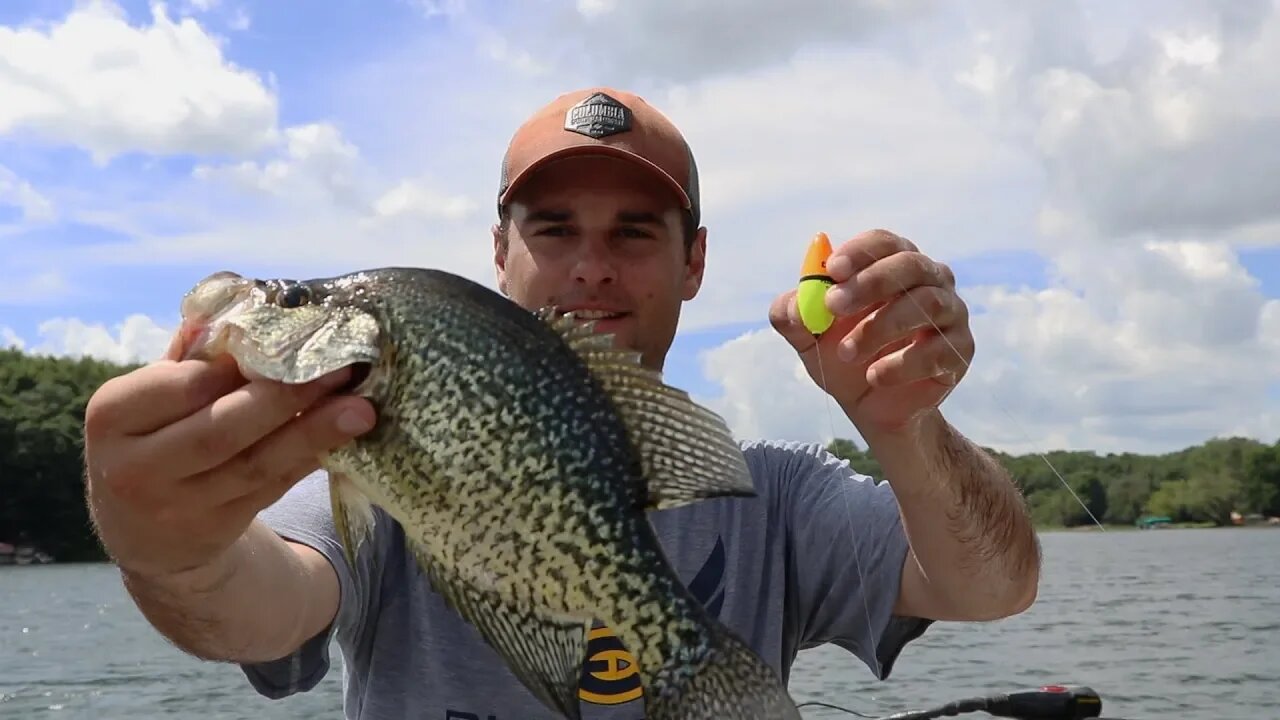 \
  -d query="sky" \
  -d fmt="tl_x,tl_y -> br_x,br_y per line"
1,0 -> 1278,457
